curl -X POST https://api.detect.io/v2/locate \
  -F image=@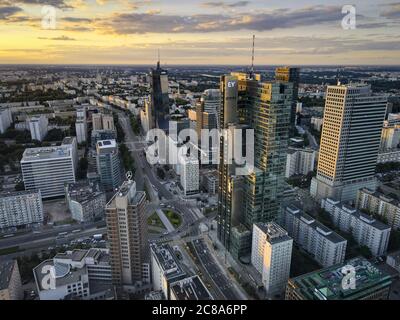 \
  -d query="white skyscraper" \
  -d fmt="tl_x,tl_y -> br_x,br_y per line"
21,145 -> 76,198
251,222 -> 293,298
285,147 -> 316,178
28,115 -> 48,142
179,153 -> 199,196
75,107 -> 87,143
